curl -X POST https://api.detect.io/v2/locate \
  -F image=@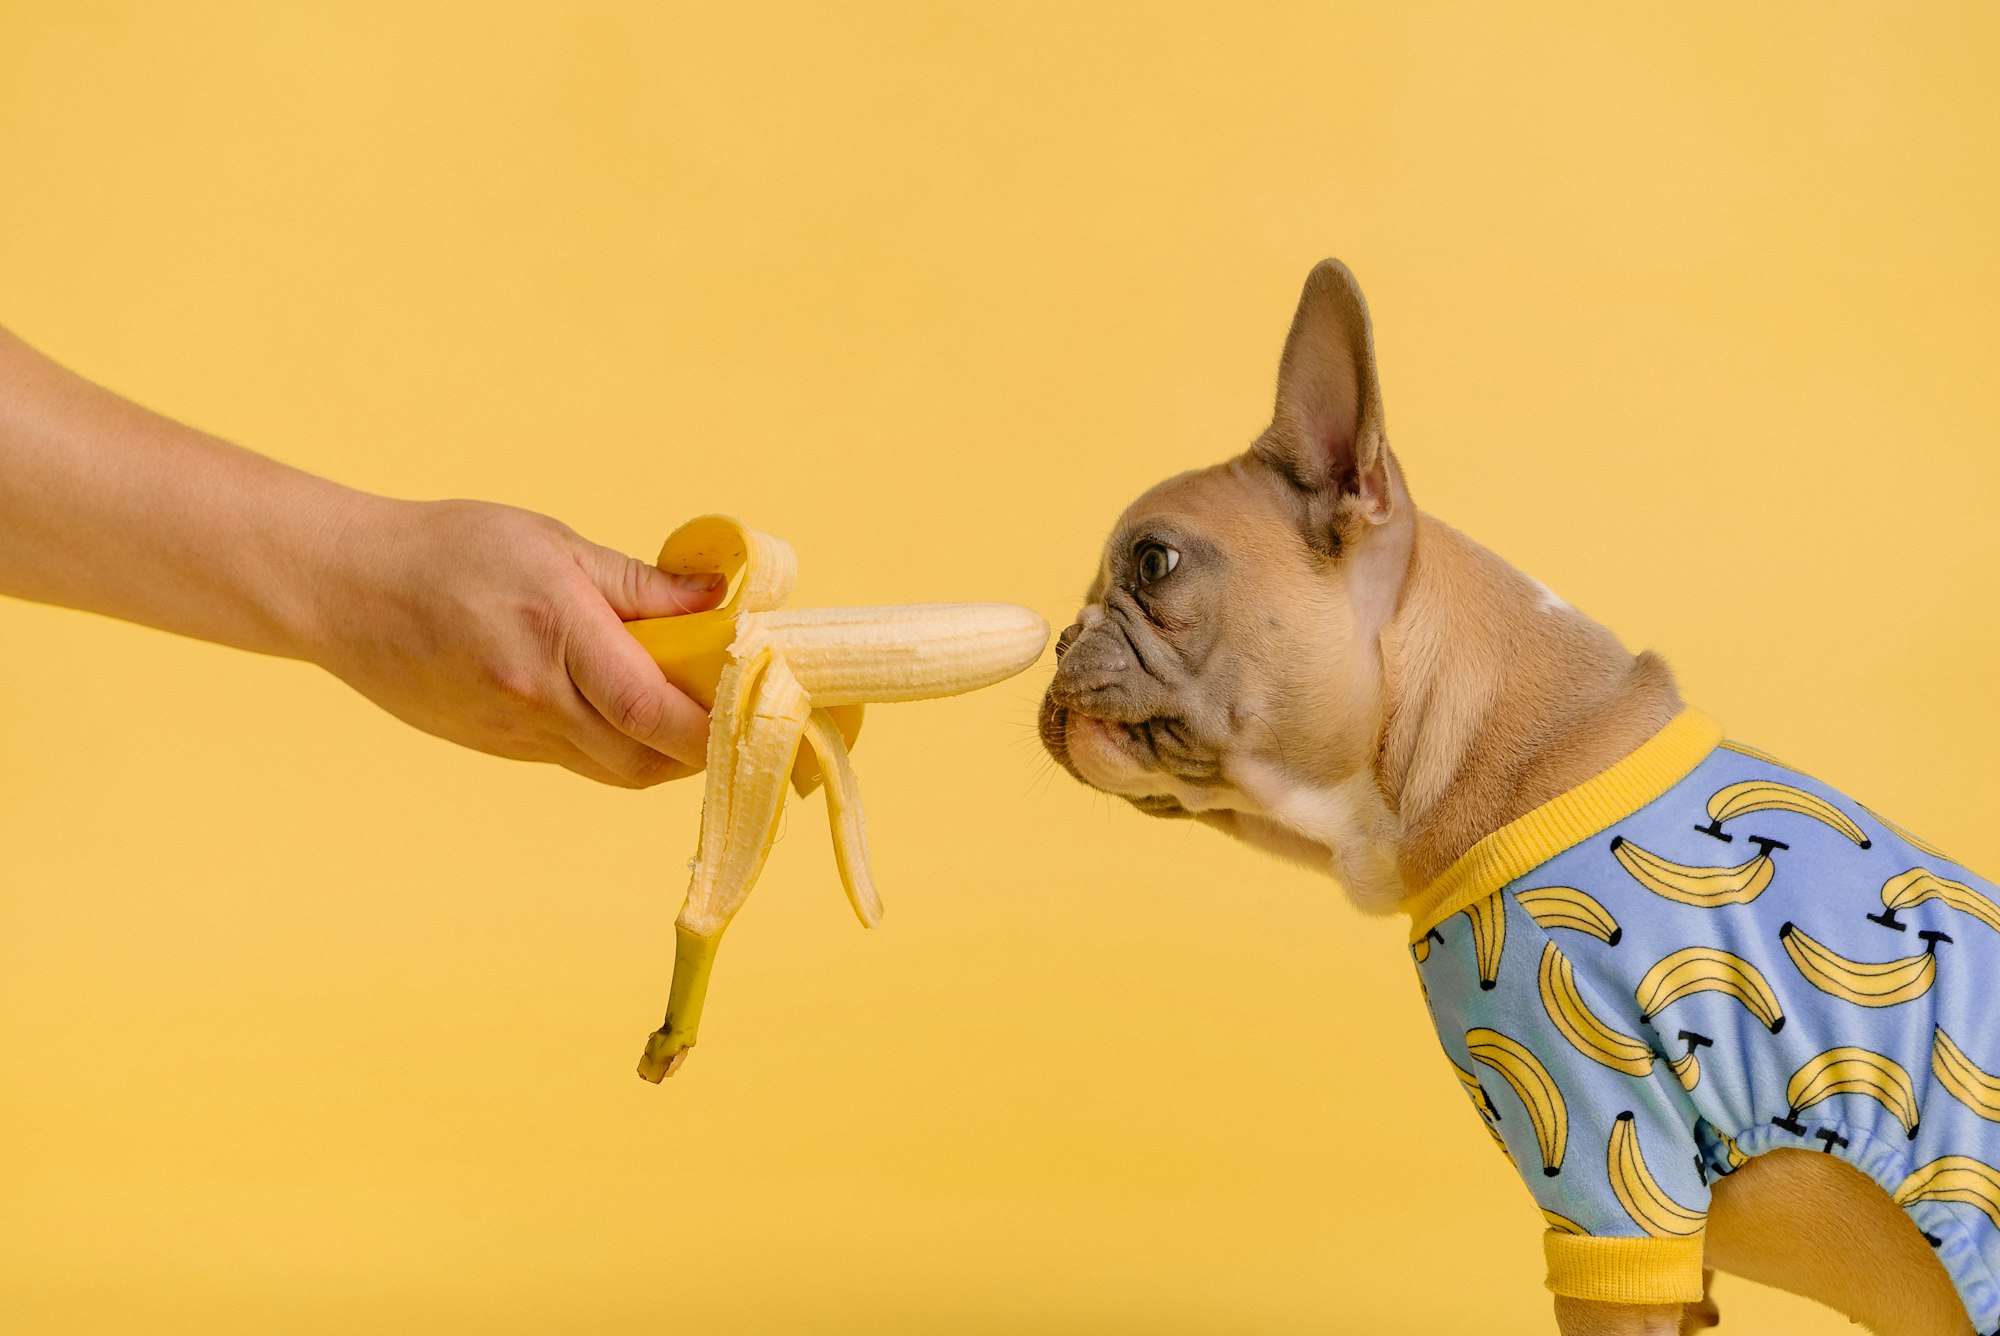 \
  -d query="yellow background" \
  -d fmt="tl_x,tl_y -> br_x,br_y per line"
3,6 -> 1997,1332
